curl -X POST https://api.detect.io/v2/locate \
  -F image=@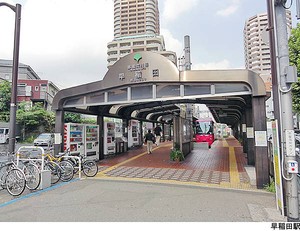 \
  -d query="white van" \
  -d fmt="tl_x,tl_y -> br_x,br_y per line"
0,128 -> 9,144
